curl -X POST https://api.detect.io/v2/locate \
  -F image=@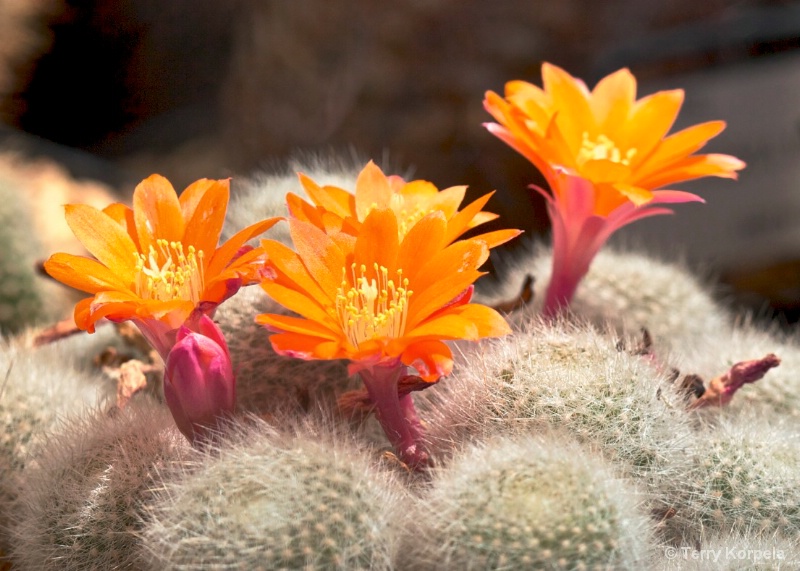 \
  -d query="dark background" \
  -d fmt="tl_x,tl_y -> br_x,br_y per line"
1,0 -> 799,324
